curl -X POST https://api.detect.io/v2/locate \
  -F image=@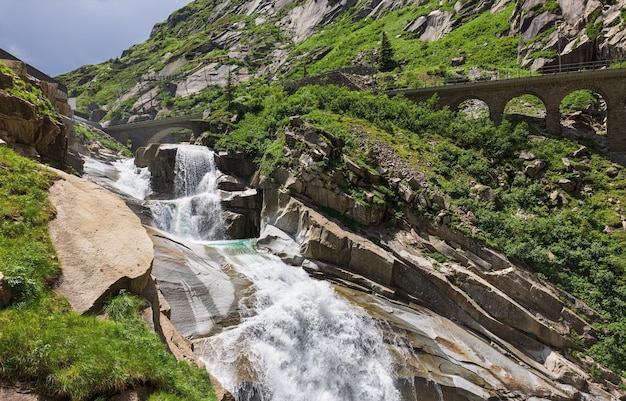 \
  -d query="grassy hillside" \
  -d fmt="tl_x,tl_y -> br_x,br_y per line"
57,0 -> 523,119
204,82 -> 626,378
